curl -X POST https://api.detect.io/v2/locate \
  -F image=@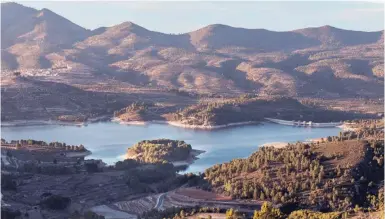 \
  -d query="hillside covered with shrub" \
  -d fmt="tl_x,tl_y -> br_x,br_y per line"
126,139 -> 194,164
